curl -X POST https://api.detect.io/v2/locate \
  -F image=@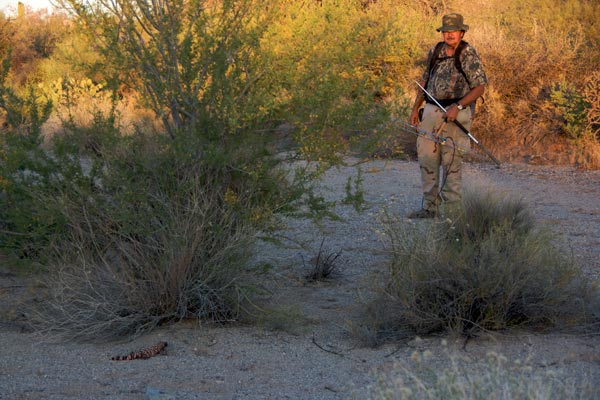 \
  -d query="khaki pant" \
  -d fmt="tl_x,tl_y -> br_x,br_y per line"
416,103 -> 472,212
